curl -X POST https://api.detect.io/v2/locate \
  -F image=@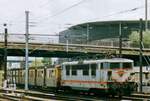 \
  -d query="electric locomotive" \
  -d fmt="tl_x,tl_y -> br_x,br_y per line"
61,58 -> 135,95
